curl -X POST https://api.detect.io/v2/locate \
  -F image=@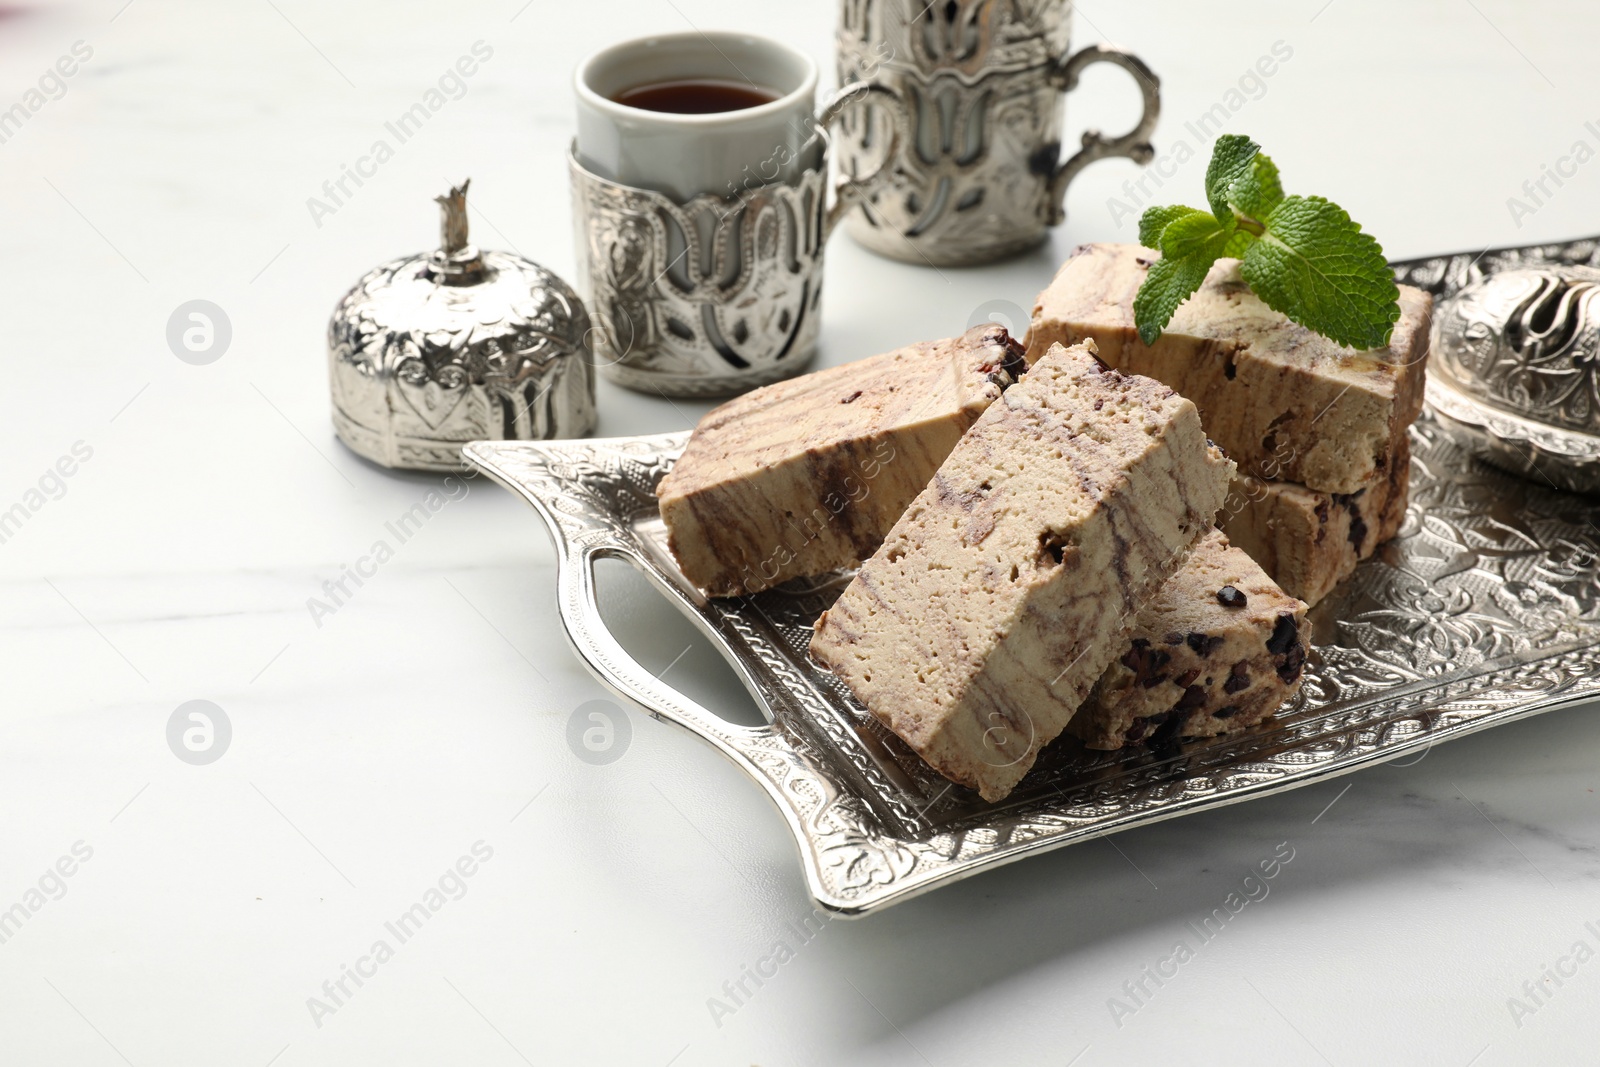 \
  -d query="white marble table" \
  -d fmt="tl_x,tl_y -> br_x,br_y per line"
3,1 -> 1599,1063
